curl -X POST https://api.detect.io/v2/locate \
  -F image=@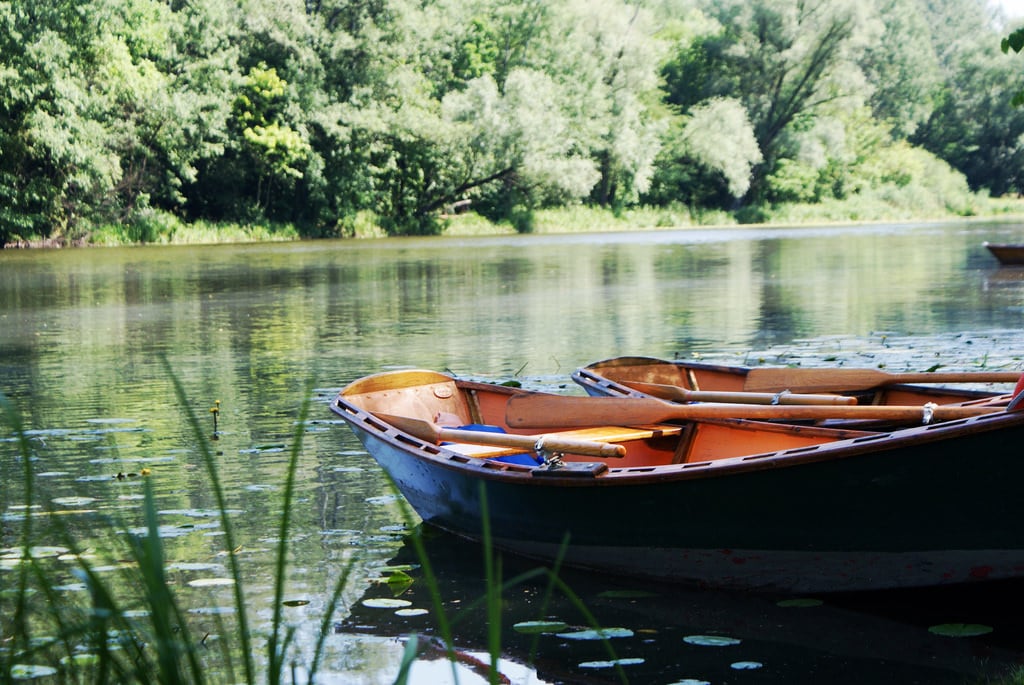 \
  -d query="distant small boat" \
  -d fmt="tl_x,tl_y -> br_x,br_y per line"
984,242 -> 1024,265
332,368 -> 1024,592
